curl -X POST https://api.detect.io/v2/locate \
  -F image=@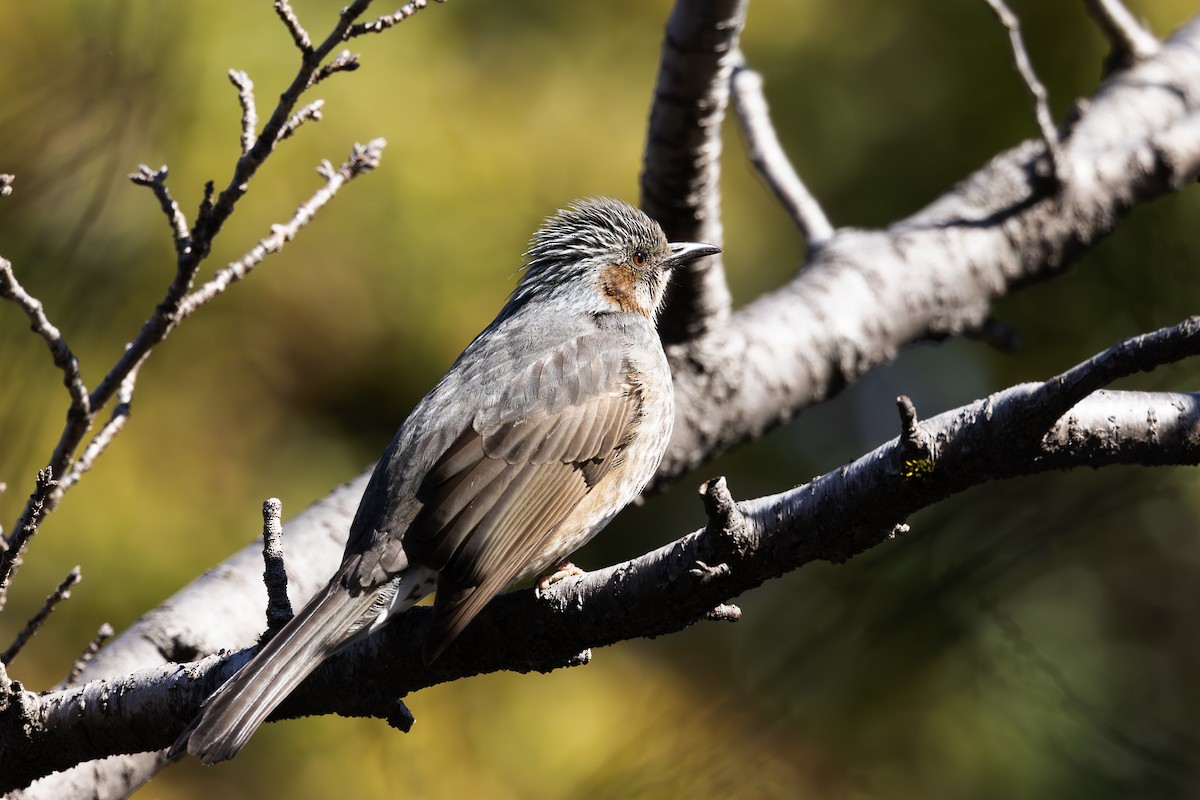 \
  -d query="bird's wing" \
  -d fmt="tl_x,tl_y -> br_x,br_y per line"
409,331 -> 642,661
